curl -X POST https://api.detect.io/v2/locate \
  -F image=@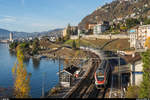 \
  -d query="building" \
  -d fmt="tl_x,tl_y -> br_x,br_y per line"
130,59 -> 143,86
122,53 -> 143,86
59,65 -> 79,87
119,0 -> 139,3
93,24 -> 106,35
49,36 -> 57,42
71,26 -> 78,35
9,32 -> 13,42
88,23 -> 97,30
63,26 -> 78,37
63,28 -> 67,37
93,21 -> 110,35
129,25 -> 150,49
129,28 -> 137,48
